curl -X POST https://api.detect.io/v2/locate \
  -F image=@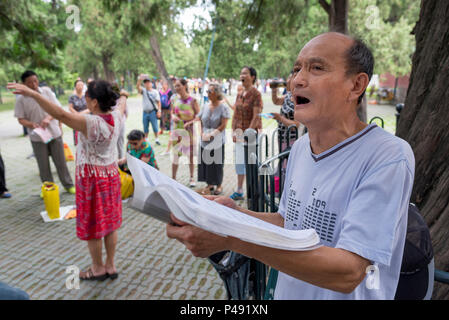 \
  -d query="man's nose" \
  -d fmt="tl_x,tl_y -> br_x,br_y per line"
292,70 -> 307,88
